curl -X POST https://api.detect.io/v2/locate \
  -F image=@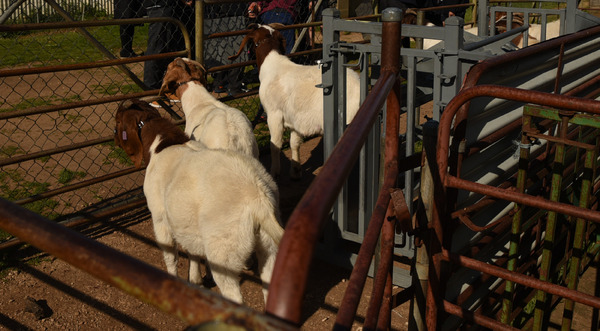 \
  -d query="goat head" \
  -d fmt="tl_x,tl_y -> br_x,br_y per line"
229,23 -> 286,64
114,99 -> 161,169
159,57 -> 207,97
